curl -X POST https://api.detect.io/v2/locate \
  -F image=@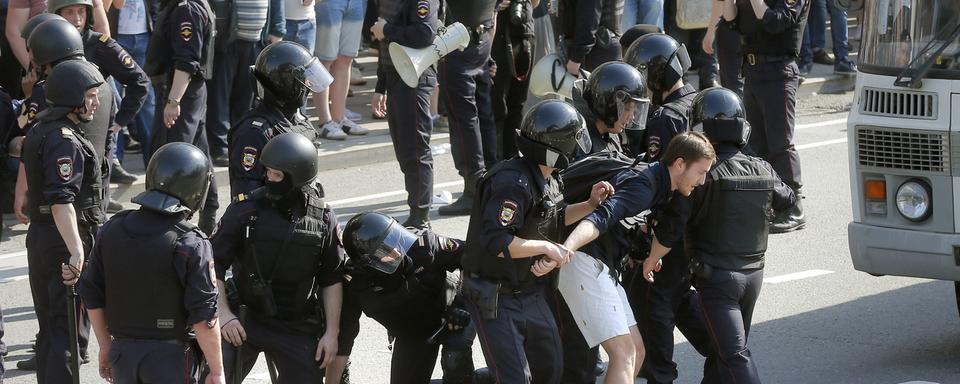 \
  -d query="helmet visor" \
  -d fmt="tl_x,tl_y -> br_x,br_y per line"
362,222 -> 418,274
574,122 -> 592,154
301,58 -> 334,93
616,91 -> 651,132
